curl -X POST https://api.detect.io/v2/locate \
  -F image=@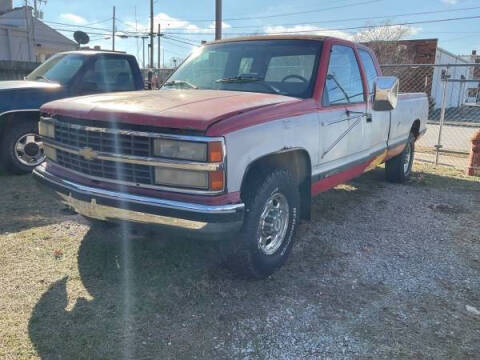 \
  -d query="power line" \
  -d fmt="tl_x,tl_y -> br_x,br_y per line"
163,35 -> 198,46
84,17 -> 113,26
47,4 -> 480,40
43,20 -> 150,37
162,38 -> 195,50
159,14 -> 480,36
220,5 -> 480,30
